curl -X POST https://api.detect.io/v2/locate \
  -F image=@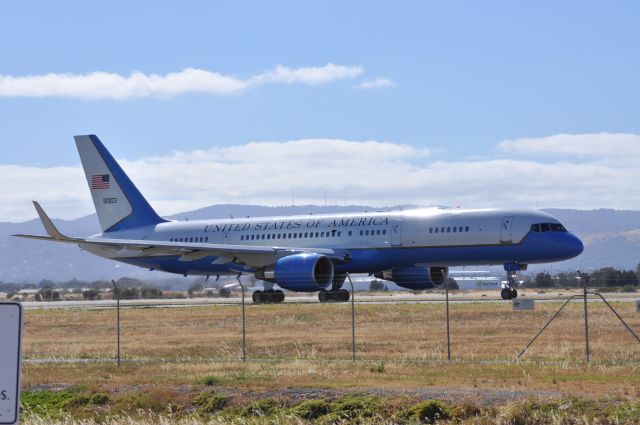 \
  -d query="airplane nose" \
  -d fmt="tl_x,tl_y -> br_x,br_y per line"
563,233 -> 584,258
